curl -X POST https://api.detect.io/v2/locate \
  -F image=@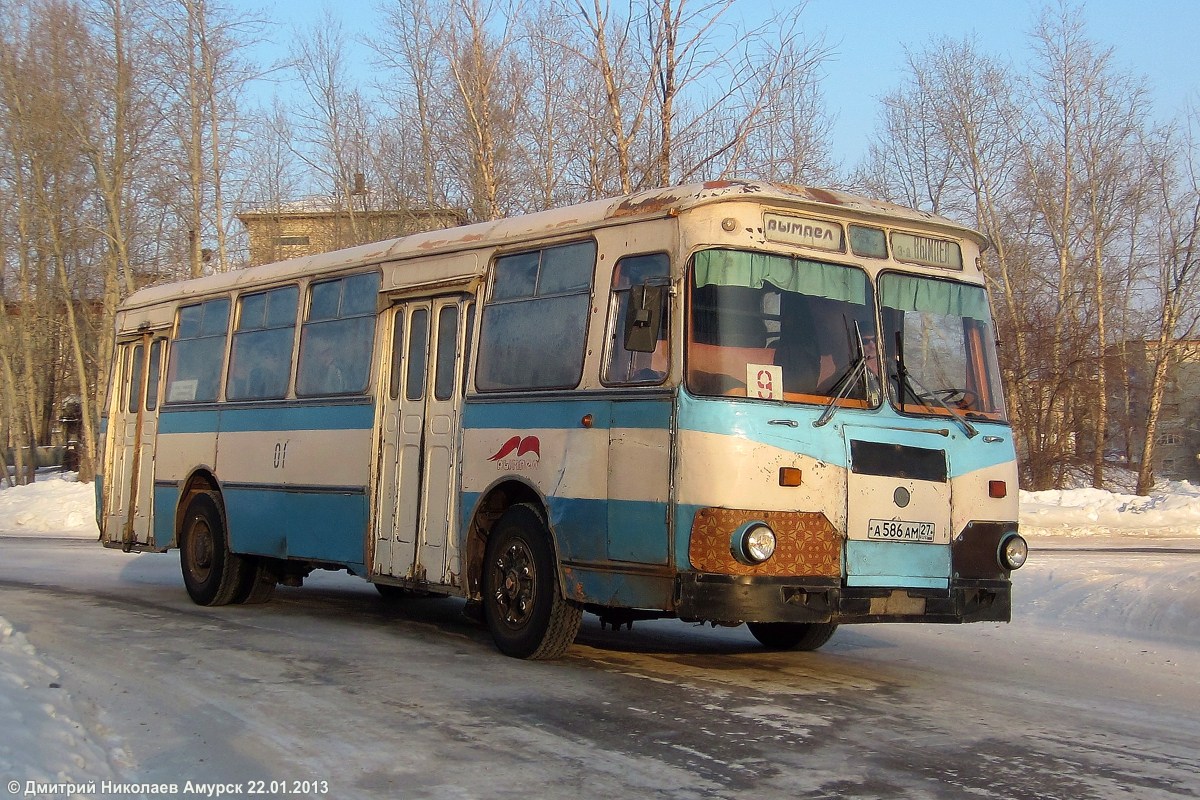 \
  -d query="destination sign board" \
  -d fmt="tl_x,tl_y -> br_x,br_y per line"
891,232 -> 963,270
763,213 -> 844,252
